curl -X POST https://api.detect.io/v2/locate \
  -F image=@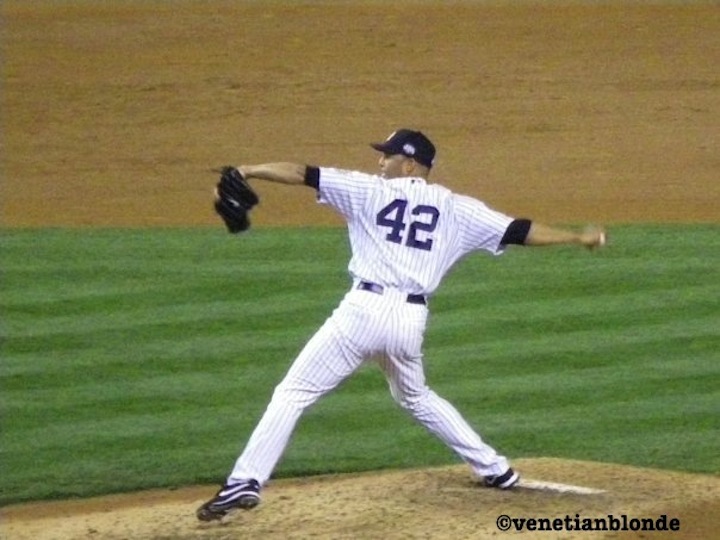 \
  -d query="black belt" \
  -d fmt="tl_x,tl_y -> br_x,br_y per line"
357,281 -> 426,305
